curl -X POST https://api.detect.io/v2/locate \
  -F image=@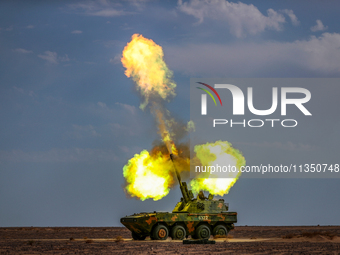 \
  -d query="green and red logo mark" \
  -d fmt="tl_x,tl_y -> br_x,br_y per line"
196,82 -> 222,115
196,82 -> 223,106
